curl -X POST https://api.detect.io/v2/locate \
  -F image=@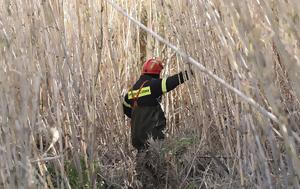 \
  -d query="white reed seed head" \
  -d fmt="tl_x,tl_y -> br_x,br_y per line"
50,127 -> 59,144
